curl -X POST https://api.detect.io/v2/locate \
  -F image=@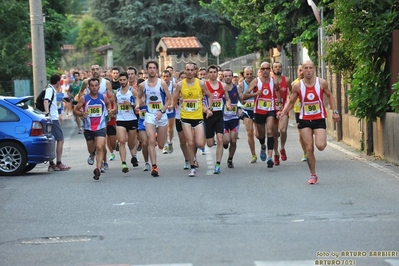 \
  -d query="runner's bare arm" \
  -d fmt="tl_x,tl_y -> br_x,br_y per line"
73,94 -> 87,118
161,80 -> 171,113
279,82 -> 299,118
171,82 -> 182,108
200,80 -> 213,108
223,83 -> 232,110
242,78 -> 258,100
